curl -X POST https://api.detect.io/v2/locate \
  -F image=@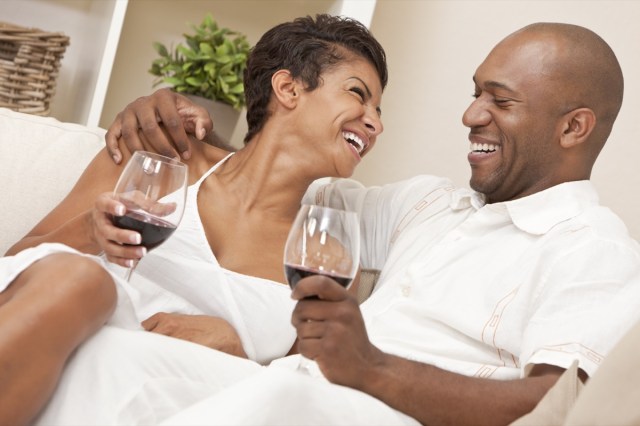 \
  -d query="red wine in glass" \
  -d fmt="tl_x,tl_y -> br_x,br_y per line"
284,264 -> 353,289
112,211 -> 177,250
